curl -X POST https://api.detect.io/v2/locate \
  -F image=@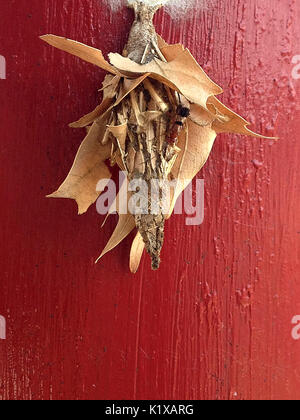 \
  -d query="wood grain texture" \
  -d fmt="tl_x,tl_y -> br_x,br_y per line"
0,0 -> 299,400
